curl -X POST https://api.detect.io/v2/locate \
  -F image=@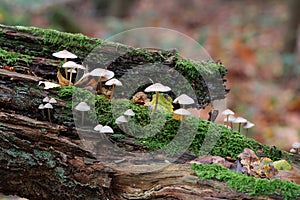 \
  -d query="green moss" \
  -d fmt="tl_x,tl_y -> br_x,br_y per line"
192,164 -> 300,200
16,25 -> 103,56
0,47 -> 33,65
